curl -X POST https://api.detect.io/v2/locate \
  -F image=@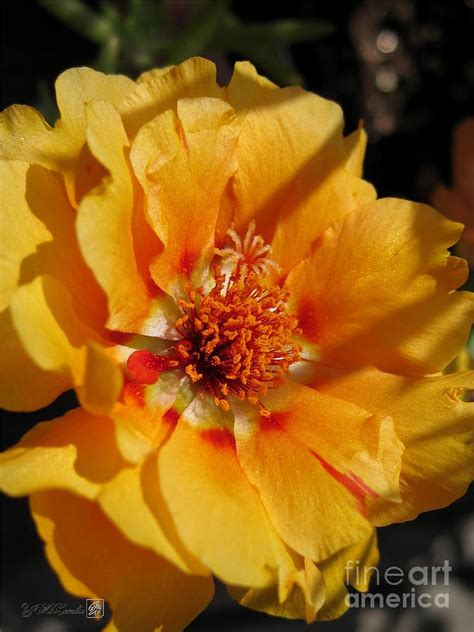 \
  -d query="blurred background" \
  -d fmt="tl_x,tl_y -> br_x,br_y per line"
1,1 -> 473,630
